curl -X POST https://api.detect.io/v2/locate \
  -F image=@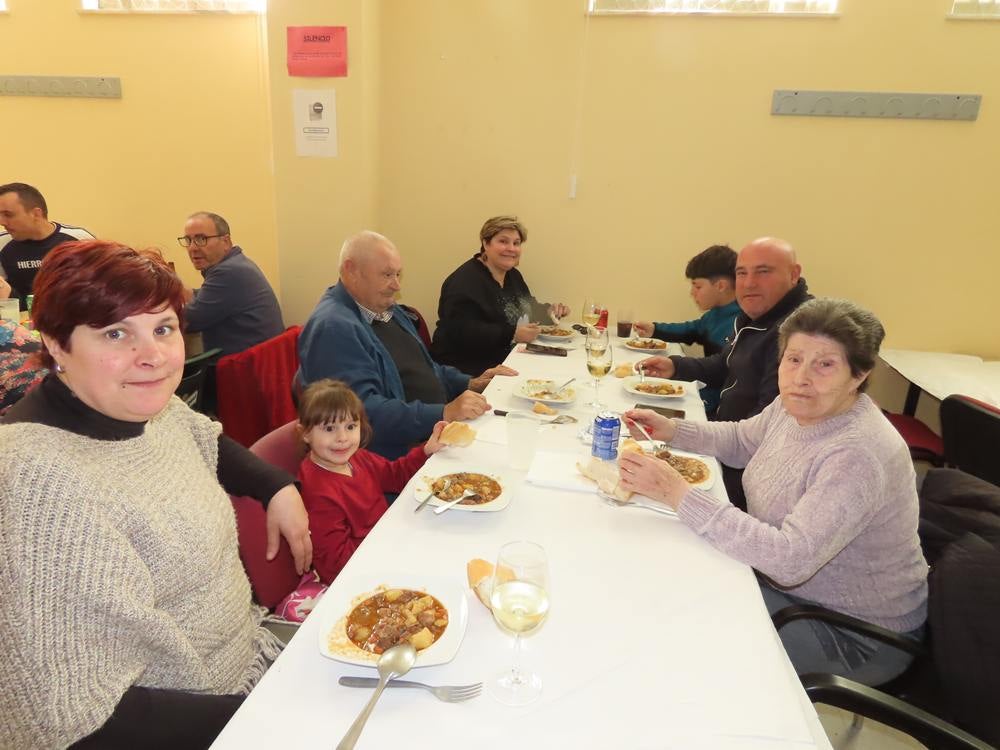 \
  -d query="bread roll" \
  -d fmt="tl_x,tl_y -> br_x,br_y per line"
614,363 -> 634,378
532,402 -> 557,416
576,456 -> 632,502
440,421 -> 476,447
